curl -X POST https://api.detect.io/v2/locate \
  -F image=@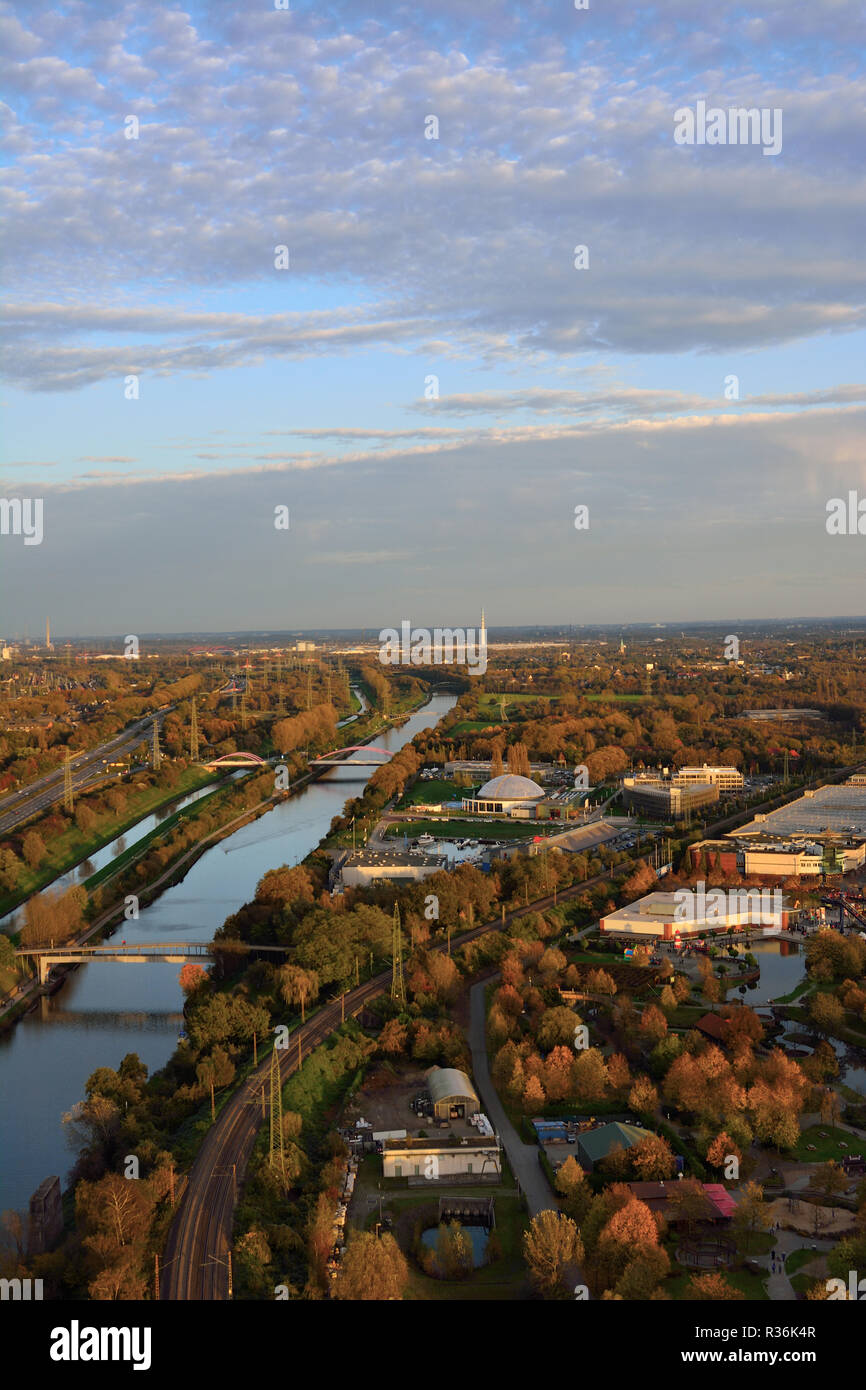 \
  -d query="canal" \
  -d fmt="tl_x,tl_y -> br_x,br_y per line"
0,691 -> 456,1213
